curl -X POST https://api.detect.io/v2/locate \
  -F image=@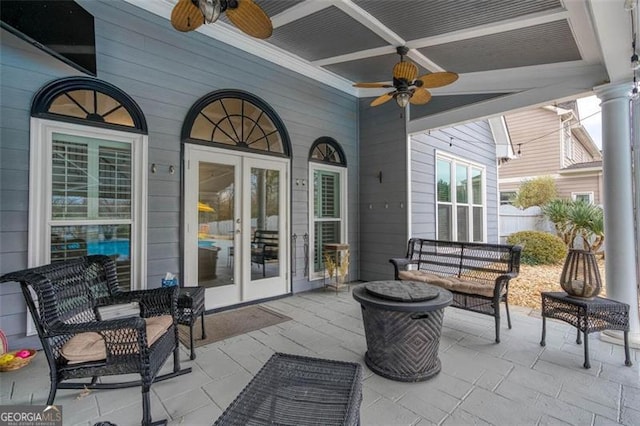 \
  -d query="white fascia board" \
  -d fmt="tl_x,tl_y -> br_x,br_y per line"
488,116 -> 515,159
